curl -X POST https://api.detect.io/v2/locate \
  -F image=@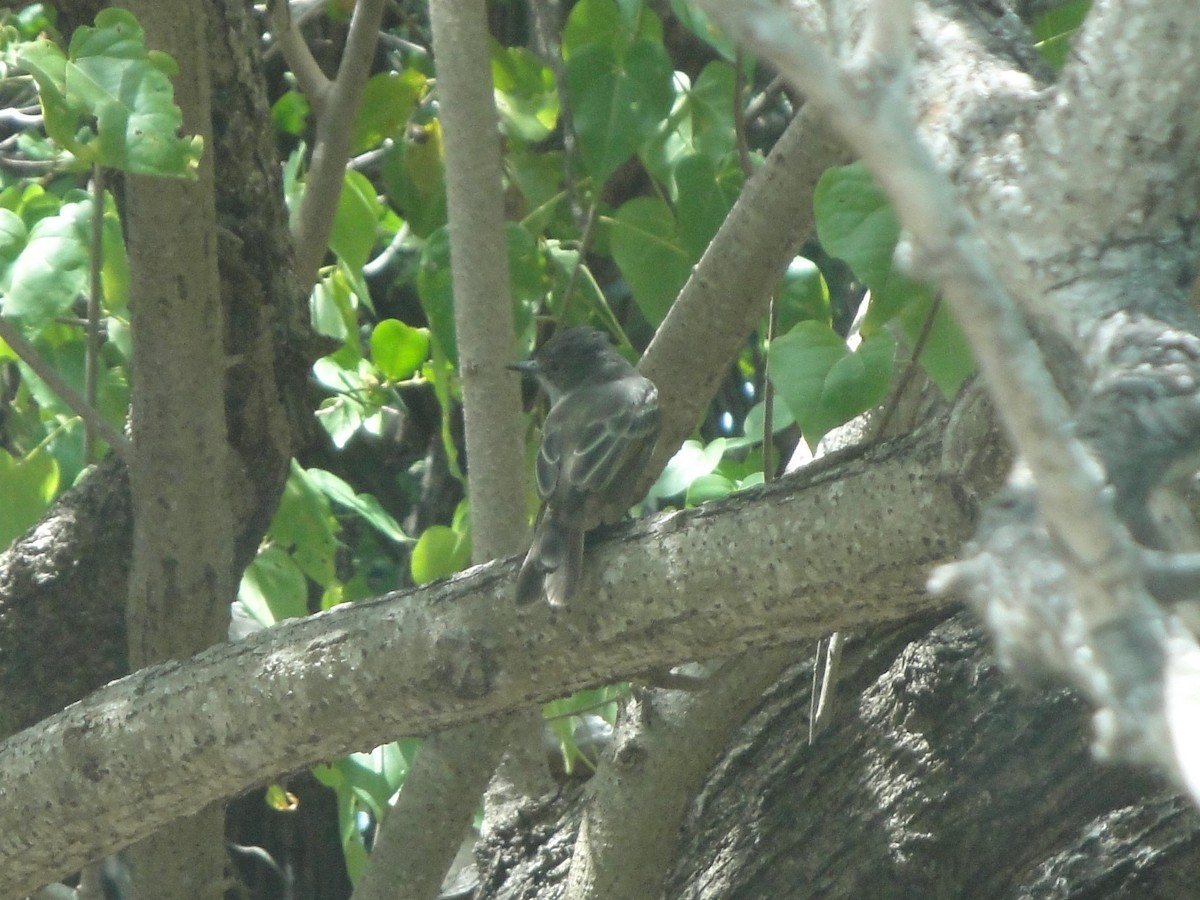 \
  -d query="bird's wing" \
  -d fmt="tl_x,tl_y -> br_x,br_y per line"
536,377 -> 659,508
